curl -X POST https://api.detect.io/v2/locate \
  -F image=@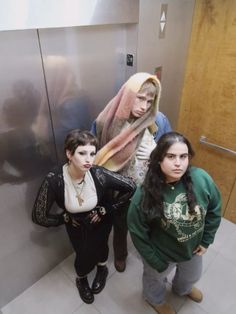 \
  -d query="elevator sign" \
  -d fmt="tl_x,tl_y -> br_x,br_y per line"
159,4 -> 168,39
